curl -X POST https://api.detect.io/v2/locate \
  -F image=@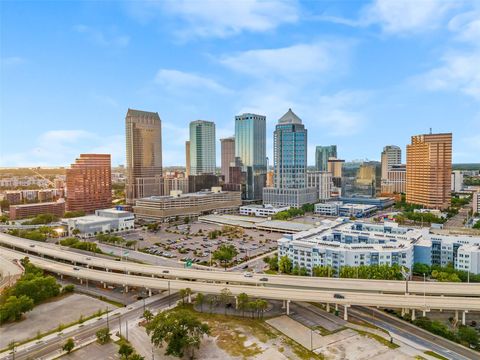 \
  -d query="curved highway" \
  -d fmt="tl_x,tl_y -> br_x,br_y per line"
1,233 -> 479,296
2,247 -> 480,312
